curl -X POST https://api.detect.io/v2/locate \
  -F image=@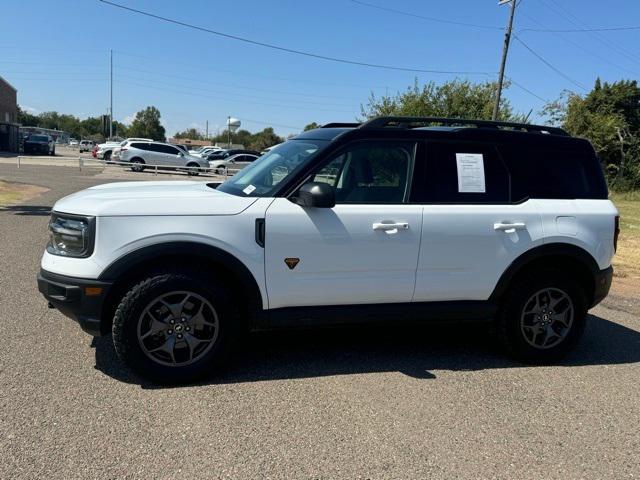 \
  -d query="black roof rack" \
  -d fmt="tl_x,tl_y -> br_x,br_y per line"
358,116 -> 569,136
321,122 -> 361,128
